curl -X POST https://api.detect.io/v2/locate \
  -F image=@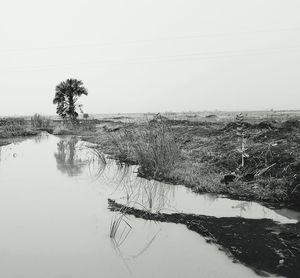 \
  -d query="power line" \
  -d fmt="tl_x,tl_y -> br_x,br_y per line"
1,44 -> 300,73
1,27 -> 300,53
